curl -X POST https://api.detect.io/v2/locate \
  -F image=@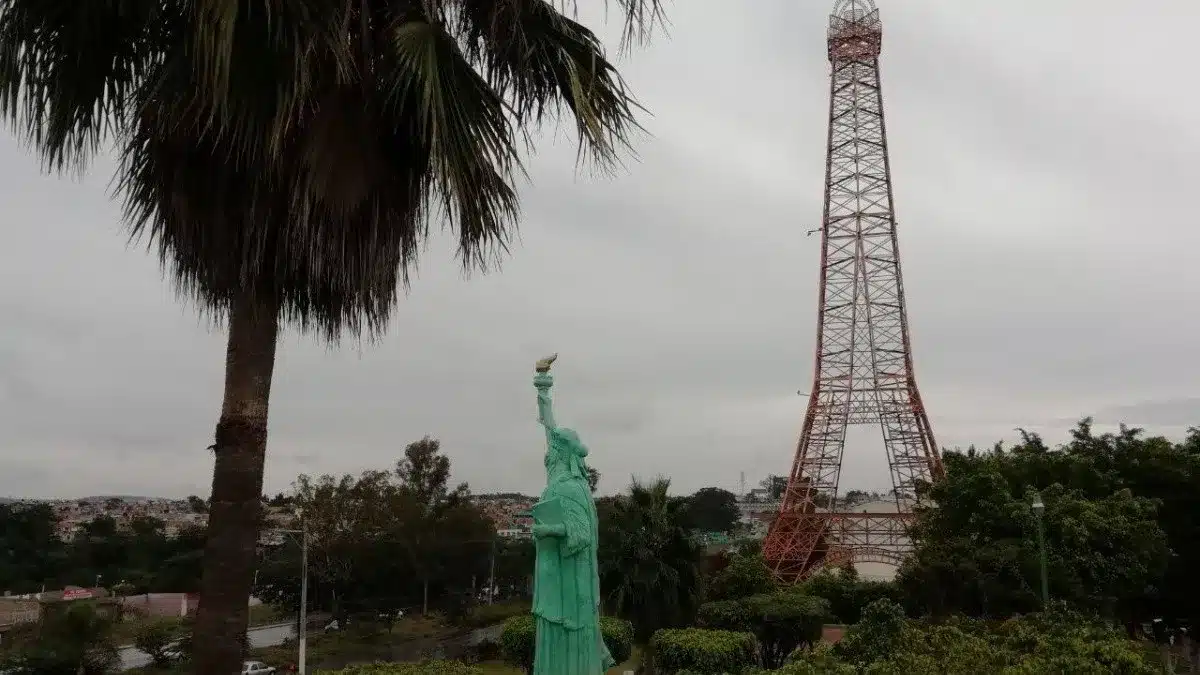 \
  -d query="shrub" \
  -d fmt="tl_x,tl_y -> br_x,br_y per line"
706,553 -> 775,602
802,571 -> 903,624
741,644 -> 856,675
315,662 -> 483,674
698,592 -> 828,669
456,600 -> 531,629
601,615 -> 635,665
499,614 -> 635,674
832,598 -> 908,666
468,637 -> 501,662
648,627 -> 756,675
132,620 -> 182,668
